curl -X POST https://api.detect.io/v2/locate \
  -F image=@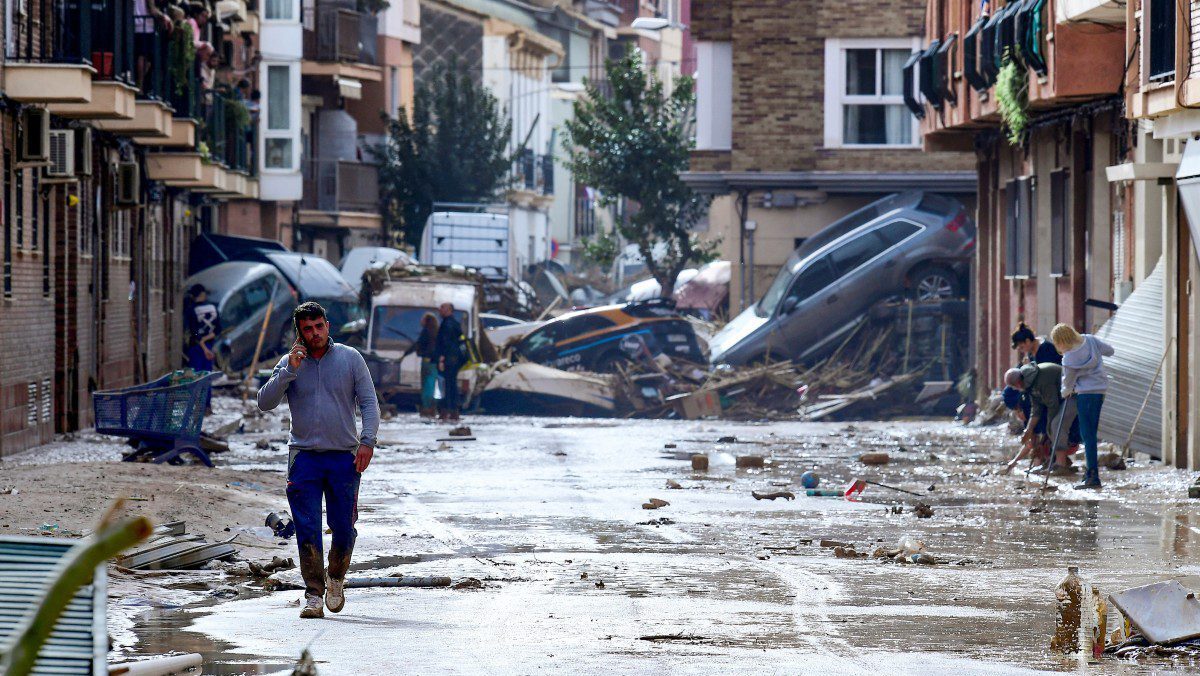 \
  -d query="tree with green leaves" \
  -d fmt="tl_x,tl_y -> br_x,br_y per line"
563,47 -> 716,293
373,61 -> 512,247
